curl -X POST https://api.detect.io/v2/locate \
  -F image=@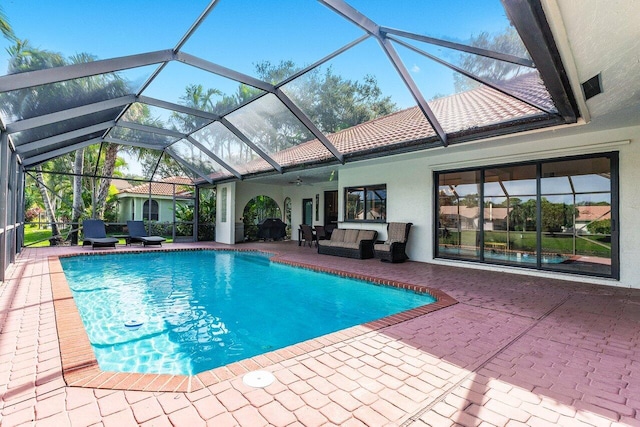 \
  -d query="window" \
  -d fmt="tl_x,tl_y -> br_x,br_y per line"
435,153 -> 618,279
345,184 -> 386,222
143,200 -> 159,221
